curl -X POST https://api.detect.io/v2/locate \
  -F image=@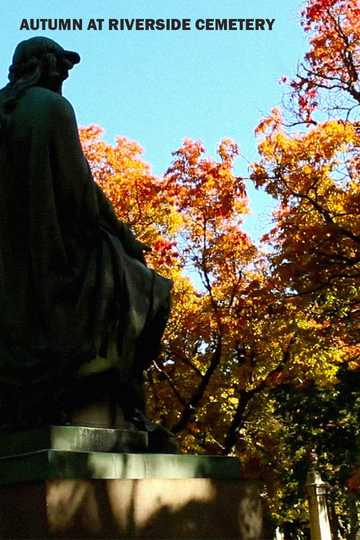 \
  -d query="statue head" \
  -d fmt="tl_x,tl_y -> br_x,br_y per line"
8,37 -> 80,93
0,37 -> 80,141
